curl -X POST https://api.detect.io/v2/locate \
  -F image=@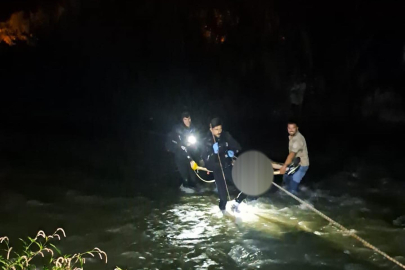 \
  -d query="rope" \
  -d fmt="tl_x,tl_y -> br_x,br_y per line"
271,182 -> 405,269
193,170 -> 215,183
210,125 -> 231,201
